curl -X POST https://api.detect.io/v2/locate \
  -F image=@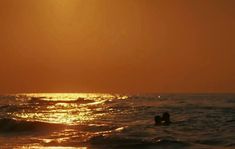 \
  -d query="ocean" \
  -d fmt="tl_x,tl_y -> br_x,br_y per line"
0,93 -> 234,149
